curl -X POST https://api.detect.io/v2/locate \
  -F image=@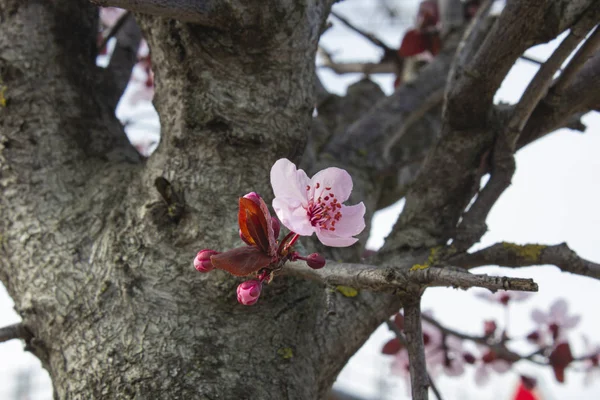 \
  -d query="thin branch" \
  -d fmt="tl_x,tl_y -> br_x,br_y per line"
450,242 -> 600,280
385,320 -> 444,400
317,47 -> 397,75
98,11 -> 132,53
421,315 -> 546,365
507,20 -> 596,138
405,299 -> 429,400
0,323 -> 32,343
329,10 -> 395,56
279,260 -> 539,293
550,25 -> 600,98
